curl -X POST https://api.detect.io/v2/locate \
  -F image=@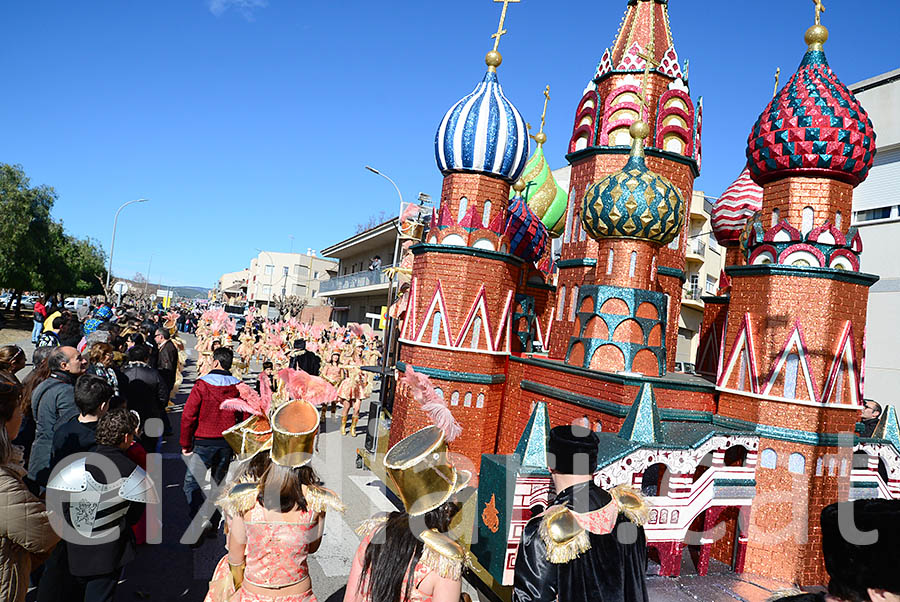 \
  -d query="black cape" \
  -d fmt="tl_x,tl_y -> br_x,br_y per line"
513,482 -> 649,602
